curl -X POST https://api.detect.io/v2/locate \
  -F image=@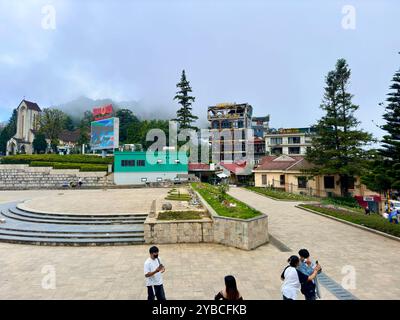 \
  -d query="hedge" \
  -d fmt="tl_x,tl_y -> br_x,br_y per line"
300,204 -> 400,238
30,161 -> 108,172
1,154 -> 113,165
